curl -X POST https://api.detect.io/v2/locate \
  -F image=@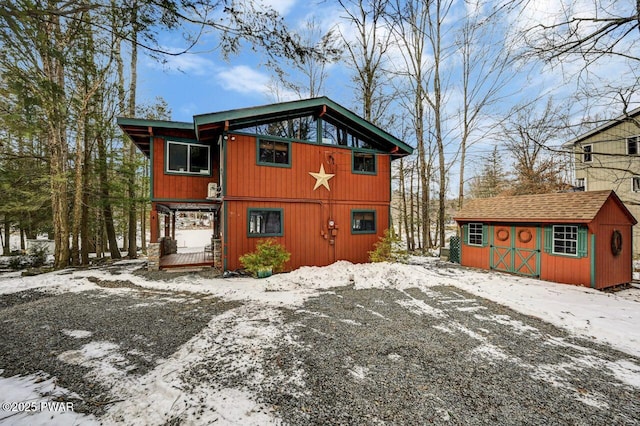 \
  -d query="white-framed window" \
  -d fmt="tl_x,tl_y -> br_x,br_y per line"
627,136 -> 639,155
166,140 -> 210,174
633,176 -> 640,192
552,225 -> 578,256
468,223 -> 484,246
576,177 -> 586,191
582,144 -> 592,162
